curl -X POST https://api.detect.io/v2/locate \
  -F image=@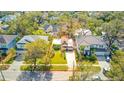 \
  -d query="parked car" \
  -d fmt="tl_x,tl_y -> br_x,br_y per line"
106,56 -> 110,62
91,75 -> 101,81
103,67 -> 110,74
